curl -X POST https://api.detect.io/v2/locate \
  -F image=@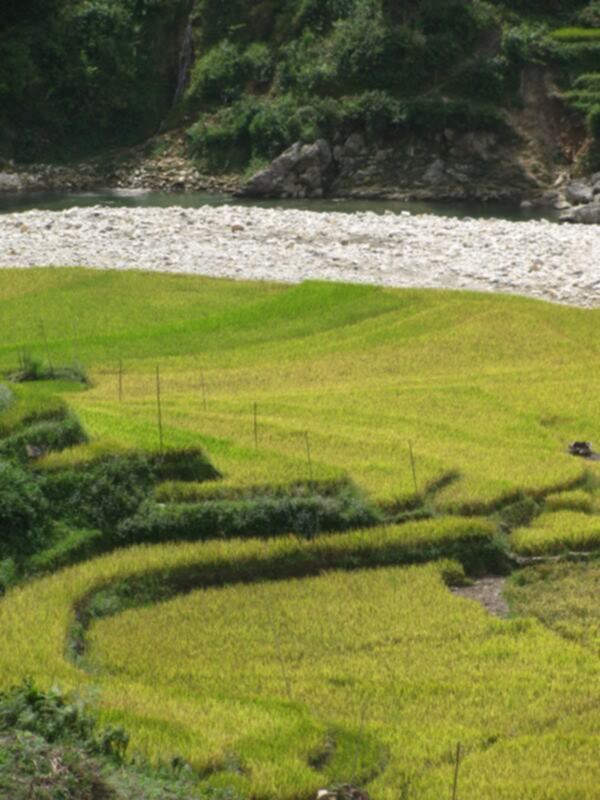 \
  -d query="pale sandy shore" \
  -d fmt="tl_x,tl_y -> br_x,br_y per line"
1,205 -> 599,307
